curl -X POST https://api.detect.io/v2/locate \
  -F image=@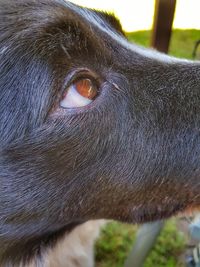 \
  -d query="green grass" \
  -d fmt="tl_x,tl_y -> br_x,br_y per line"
170,30 -> 200,59
95,29 -> 200,267
127,29 -> 200,59
127,30 -> 152,48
